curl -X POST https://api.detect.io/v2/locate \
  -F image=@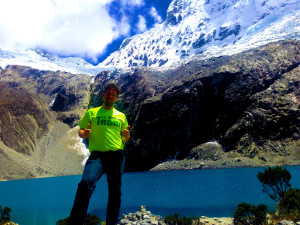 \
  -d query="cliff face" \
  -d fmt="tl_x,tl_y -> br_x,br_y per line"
0,65 -> 91,128
91,40 -> 300,171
